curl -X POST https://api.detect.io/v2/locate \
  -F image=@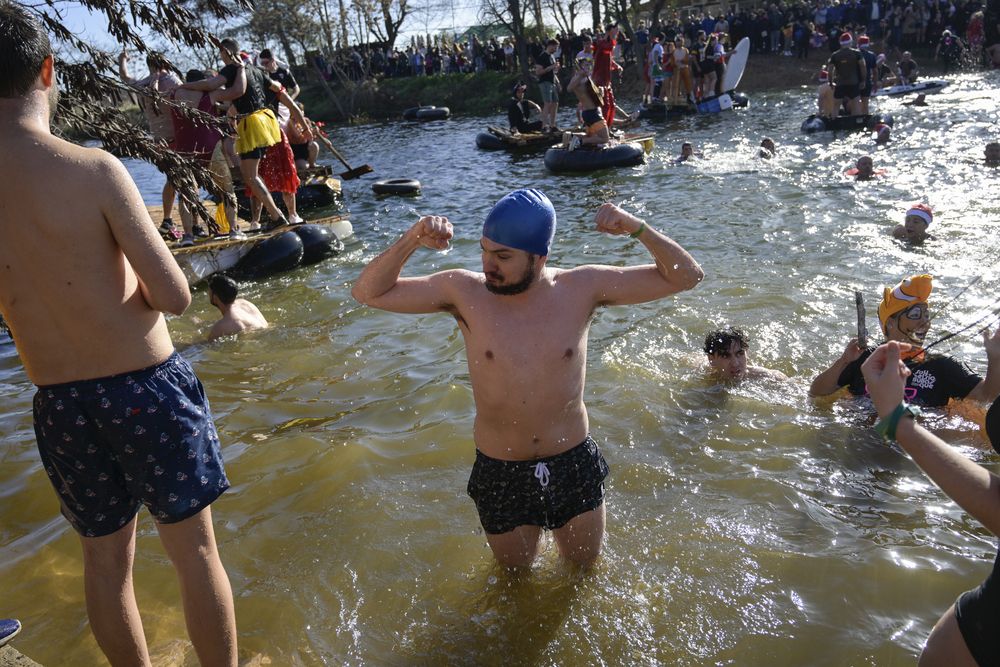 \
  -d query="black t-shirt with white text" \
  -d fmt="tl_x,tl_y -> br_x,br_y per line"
837,346 -> 982,407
